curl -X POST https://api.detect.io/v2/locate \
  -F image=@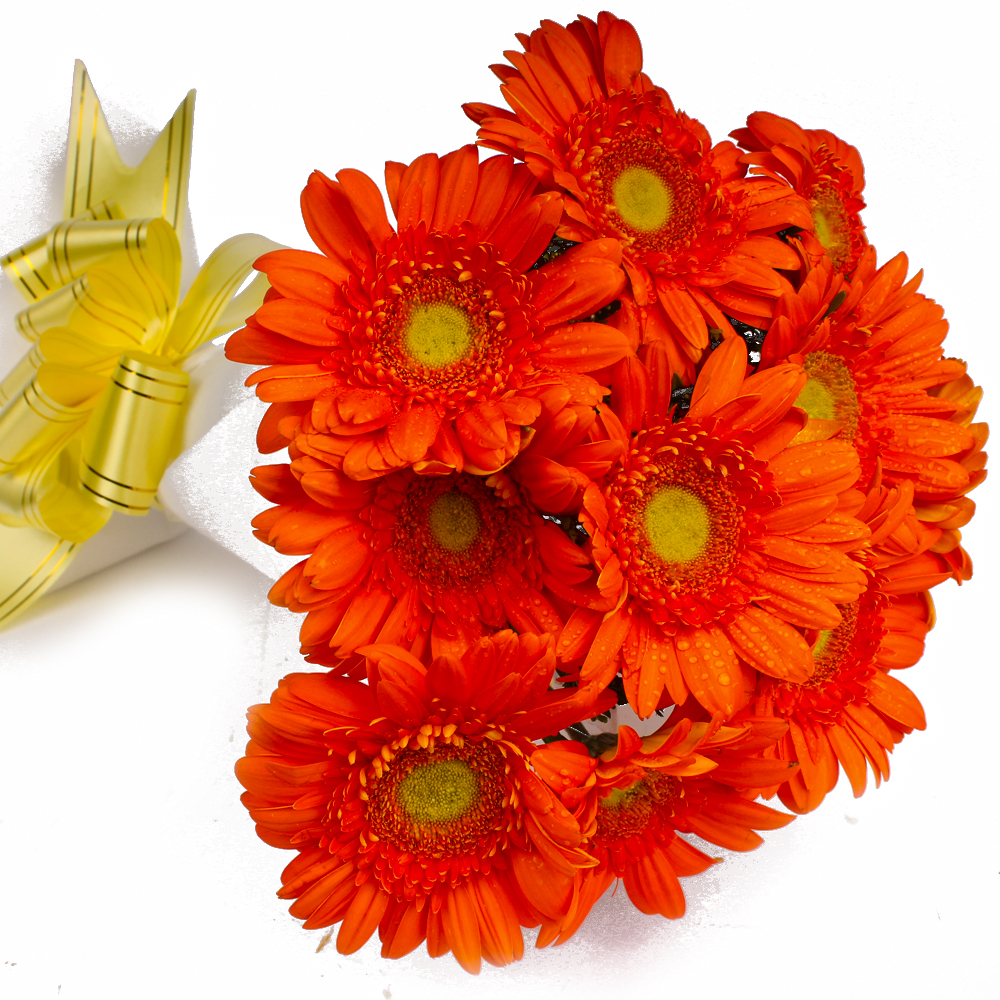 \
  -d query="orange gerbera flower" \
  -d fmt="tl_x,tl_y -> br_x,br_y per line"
559,336 -> 869,719
254,464 -> 564,668
732,112 -> 867,274
738,583 -> 927,815
763,249 -> 987,580
464,13 -> 811,374
738,477 -> 931,813
226,145 -> 629,480
236,632 -> 615,973
529,716 -> 796,940
250,398 -> 624,670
